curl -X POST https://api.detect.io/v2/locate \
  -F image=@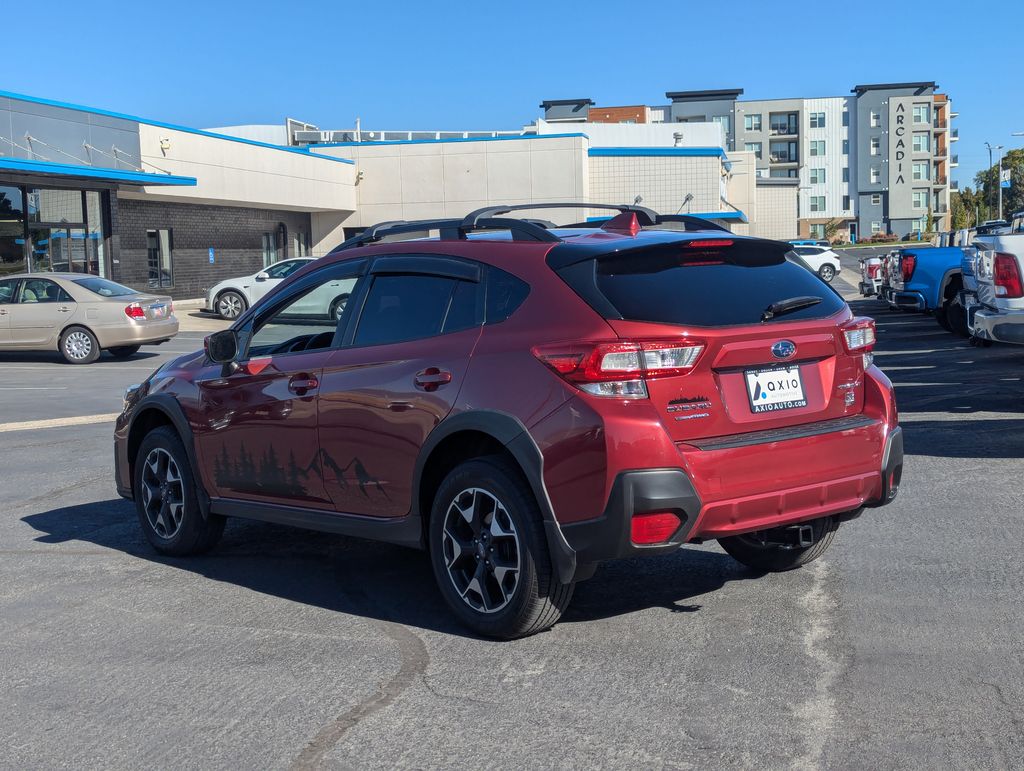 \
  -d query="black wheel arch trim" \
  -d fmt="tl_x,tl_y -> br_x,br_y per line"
127,394 -> 212,518
412,409 -> 579,585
